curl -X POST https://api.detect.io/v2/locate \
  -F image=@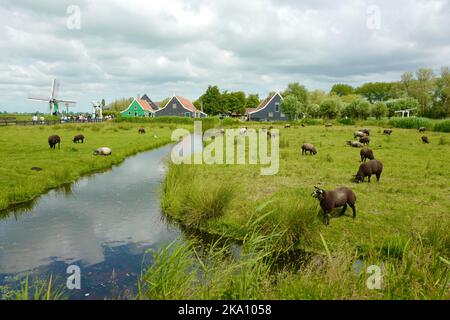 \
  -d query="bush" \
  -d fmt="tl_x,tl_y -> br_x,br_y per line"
319,99 -> 340,119
387,117 -> 433,129
301,118 -> 323,126
337,118 -> 355,125
371,102 -> 387,119
433,119 -> 450,132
